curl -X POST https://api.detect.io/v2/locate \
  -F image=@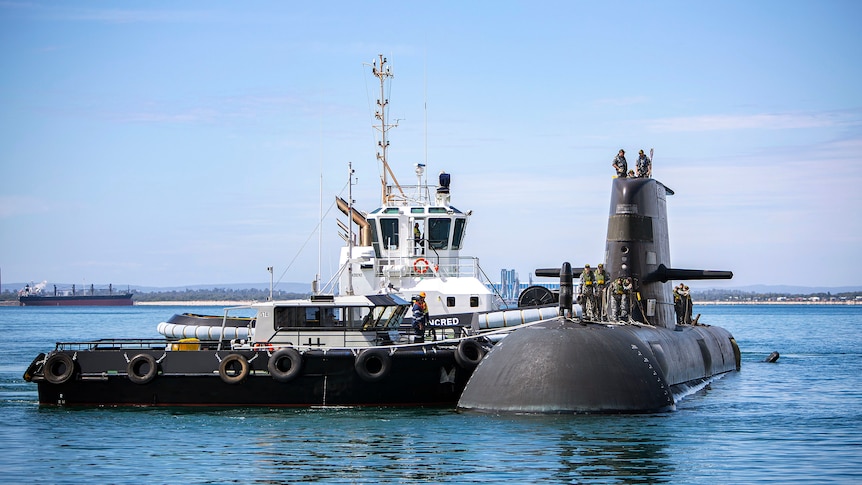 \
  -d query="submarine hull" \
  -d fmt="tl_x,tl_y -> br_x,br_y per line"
457,318 -> 739,413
